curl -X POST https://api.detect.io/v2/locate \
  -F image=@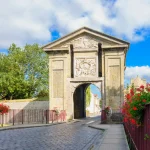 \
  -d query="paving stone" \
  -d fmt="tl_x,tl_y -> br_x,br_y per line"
0,118 -> 103,150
